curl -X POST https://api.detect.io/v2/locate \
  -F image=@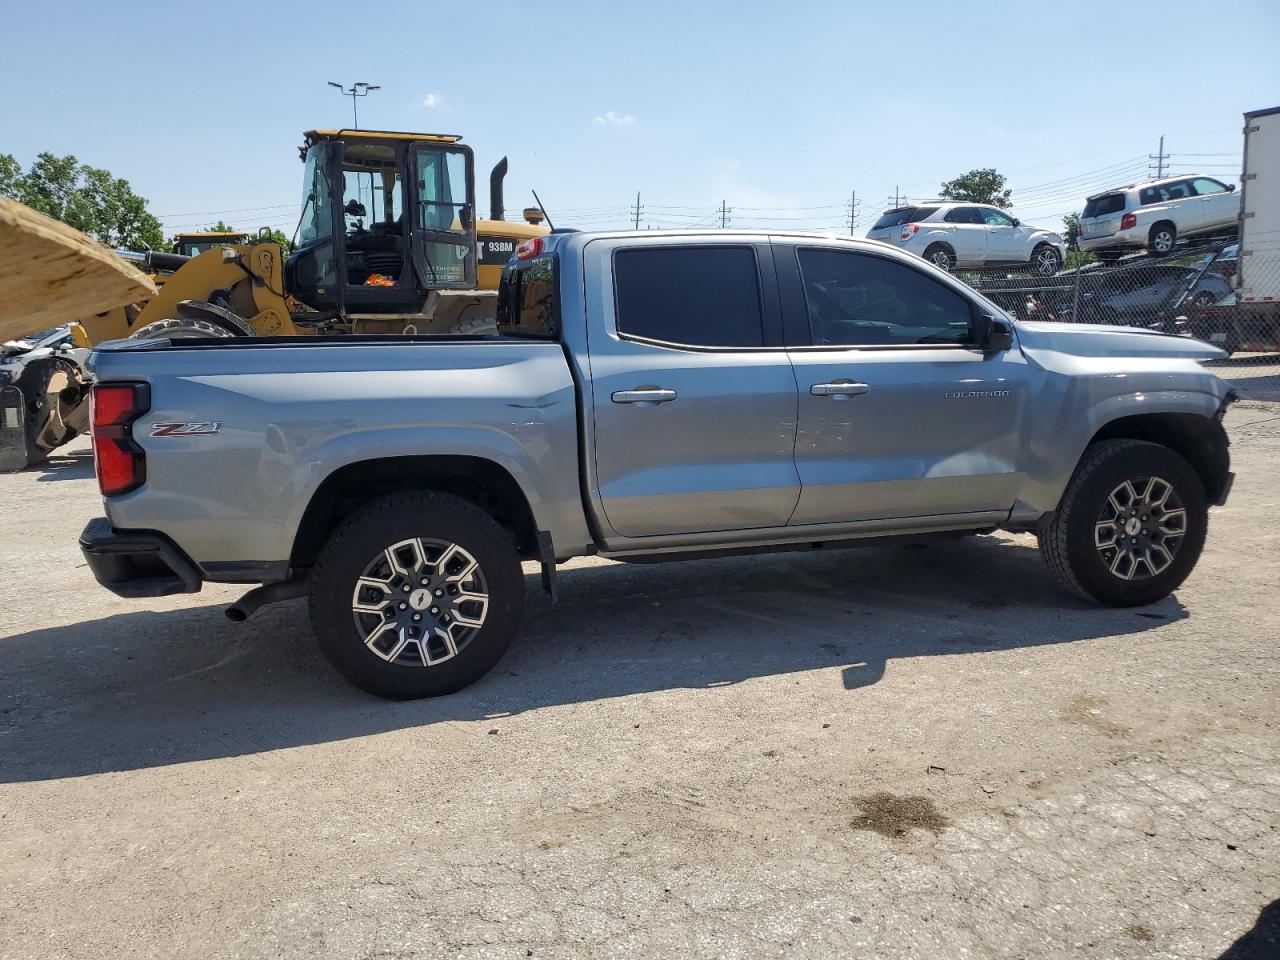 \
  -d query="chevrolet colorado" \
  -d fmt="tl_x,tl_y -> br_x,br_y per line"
80,231 -> 1235,698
